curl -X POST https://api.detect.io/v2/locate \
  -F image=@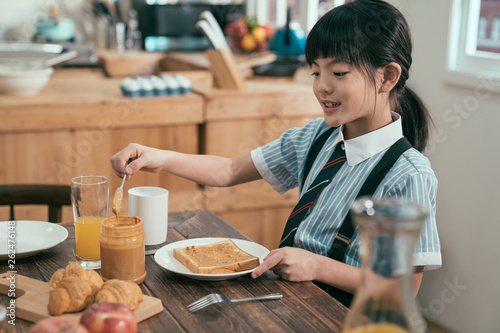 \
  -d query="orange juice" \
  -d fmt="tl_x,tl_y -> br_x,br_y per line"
75,216 -> 104,260
343,324 -> 410,333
